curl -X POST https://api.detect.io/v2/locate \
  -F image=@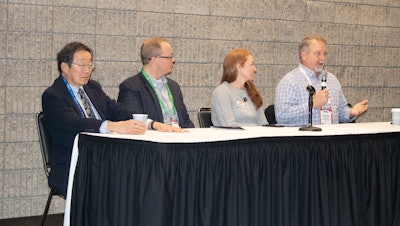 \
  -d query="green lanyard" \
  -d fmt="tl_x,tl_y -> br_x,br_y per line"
142,69 -> 177,117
